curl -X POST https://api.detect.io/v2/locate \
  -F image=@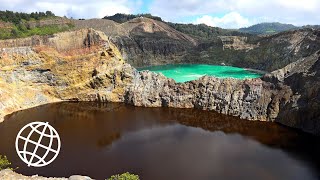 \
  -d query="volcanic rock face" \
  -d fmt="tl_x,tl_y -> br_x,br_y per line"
0,28 -> 319,135
124,68 -> 293,122
219,36 -> 258,51
0,28 -> 105,51
73,18 -> 198,67
184,28 -> 320,72
272,52 -> 320,134
0,28 -> 131,121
